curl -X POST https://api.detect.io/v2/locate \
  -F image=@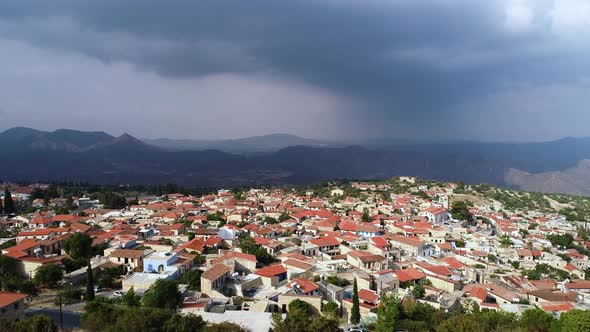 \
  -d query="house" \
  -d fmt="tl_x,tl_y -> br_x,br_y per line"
287,278 -> 320,296
29,217 -> 57,228
393,267 -> 426,286
389,235 -> 434,258
282,258 -> 315,279
0,291 -> 27,320
201,264 -> 232,296
309,236 -> 340,256
211,251 -> 257,275
108,249 -> 146,272
418,207 -> 449,224
122,272 -> 173,292
357,288 -> 379,310
143,251 -> 185,277
347,250 -> 387,273
317,280 -> 344,302
256,264 -> 288,287
515,249 -> 534,263
330,188 -> 344,197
